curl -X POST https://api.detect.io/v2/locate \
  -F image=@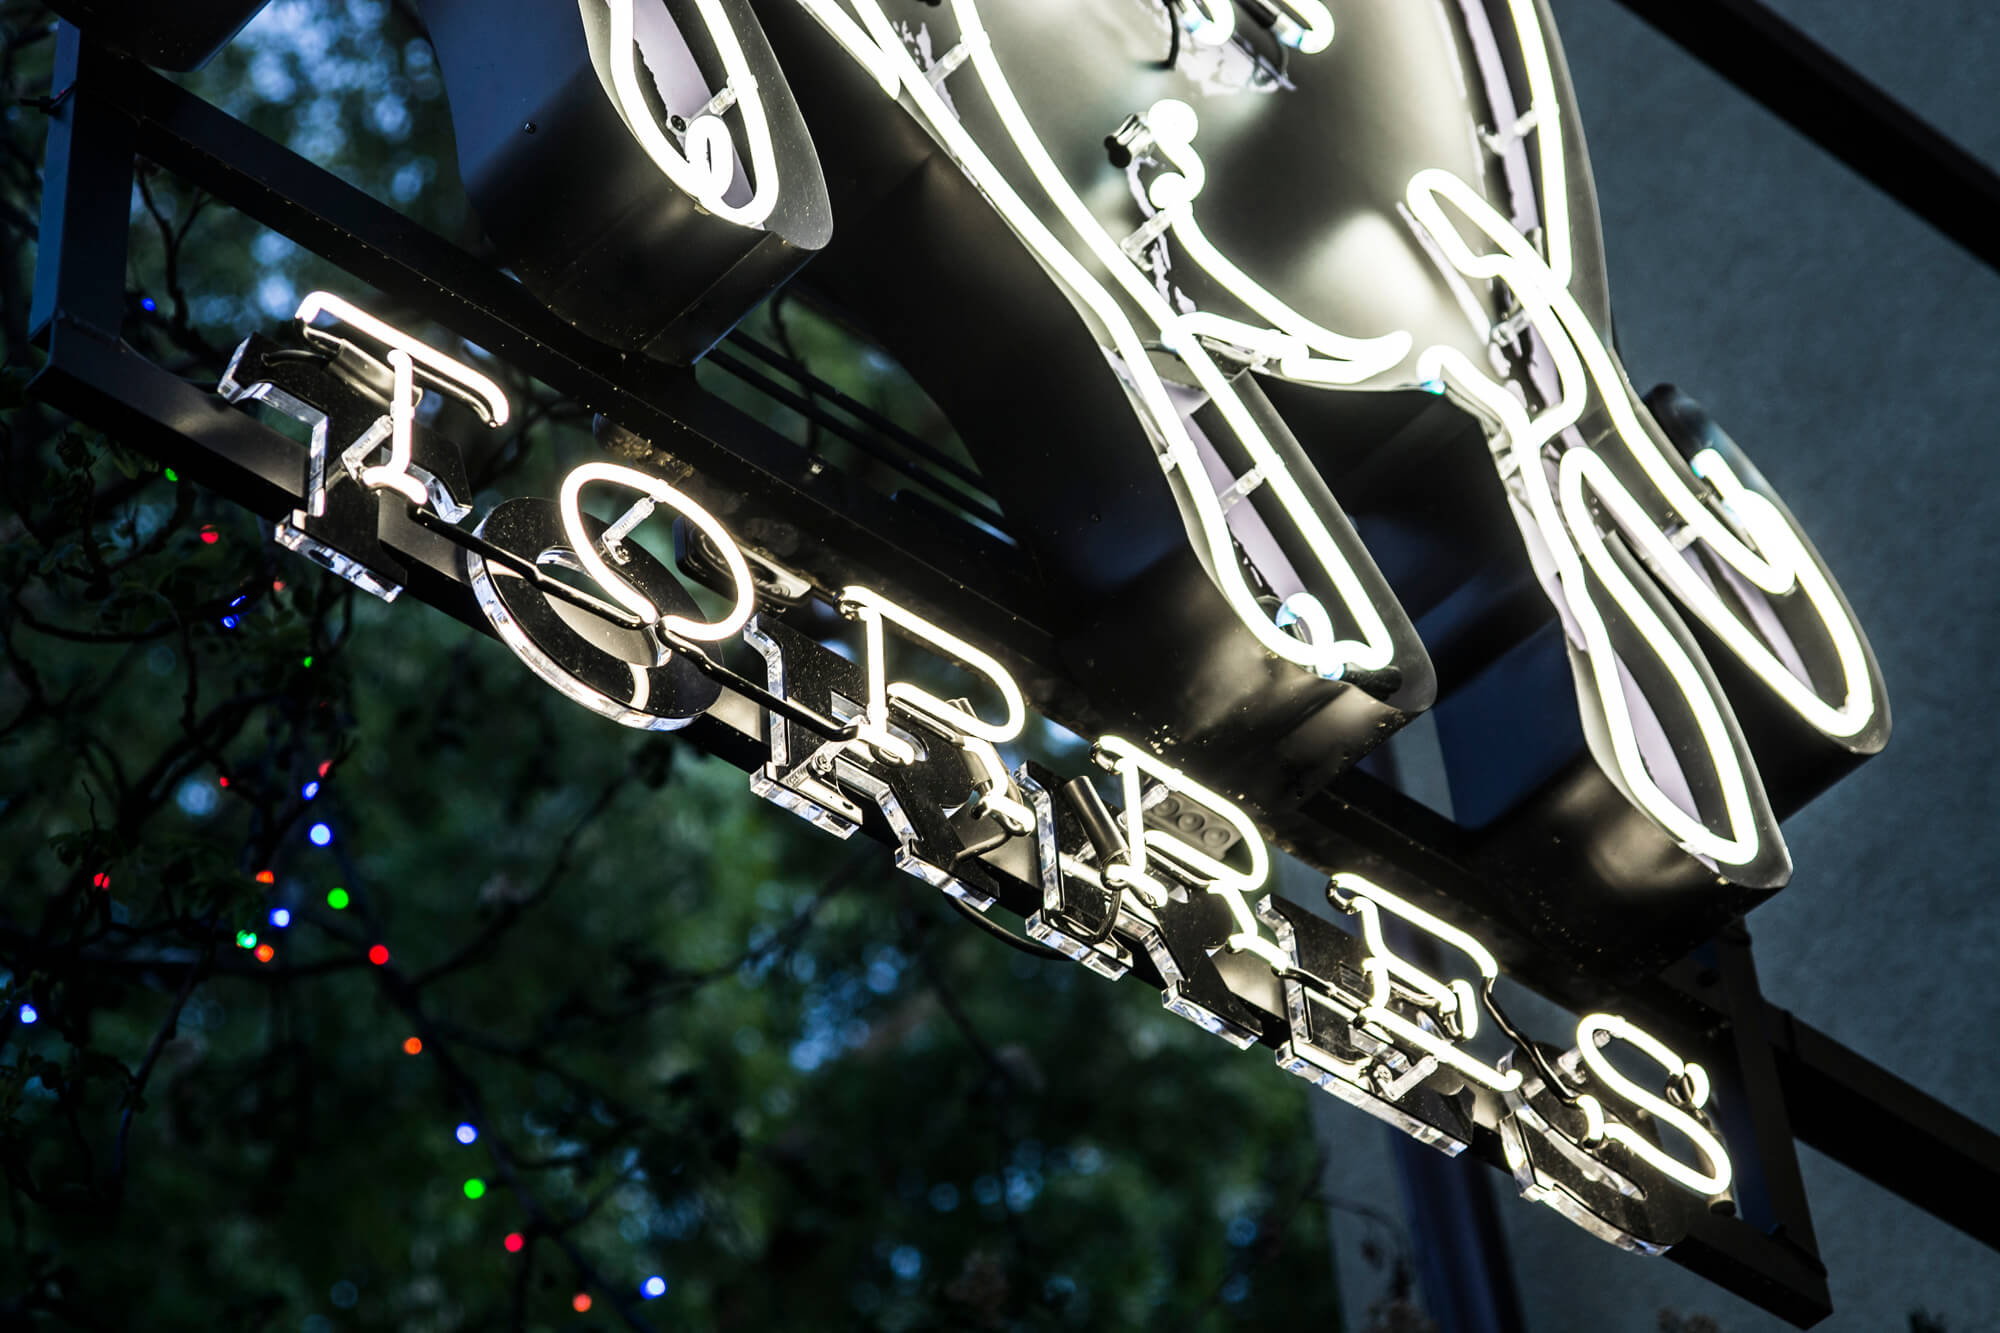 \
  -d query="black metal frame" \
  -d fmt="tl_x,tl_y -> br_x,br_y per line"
1608,0 -> 2000,279
22,18 -> 2000,1327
